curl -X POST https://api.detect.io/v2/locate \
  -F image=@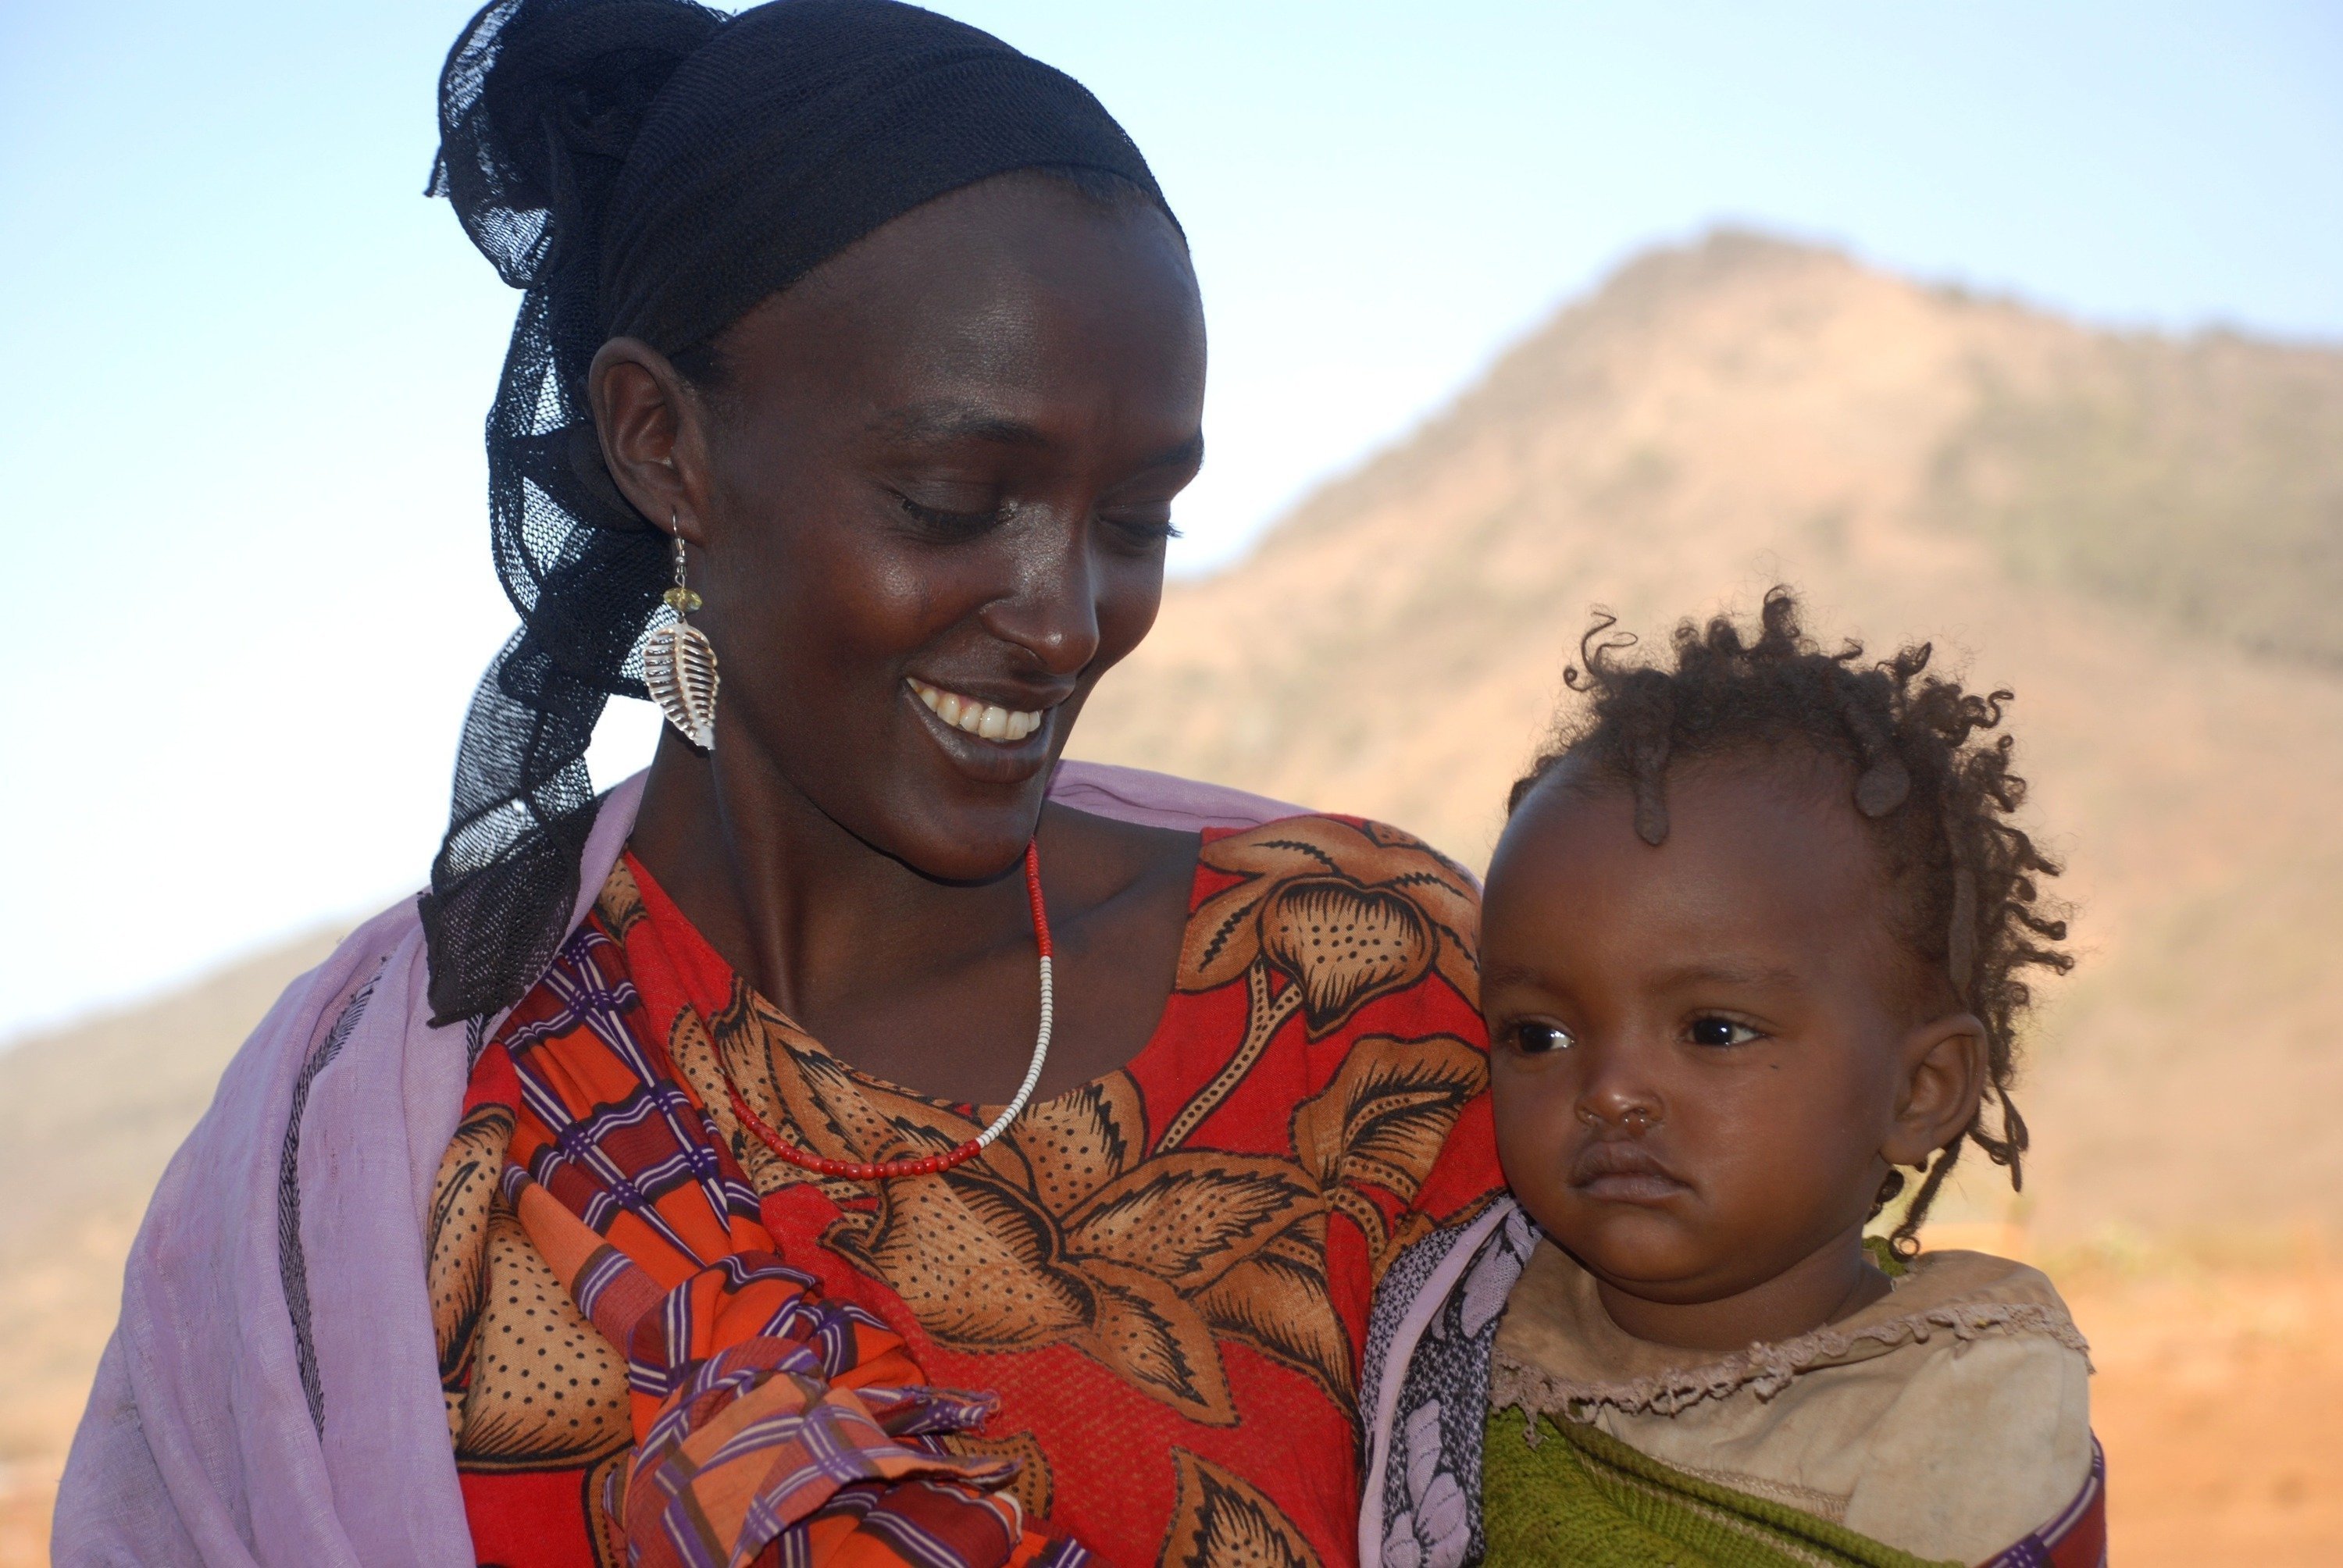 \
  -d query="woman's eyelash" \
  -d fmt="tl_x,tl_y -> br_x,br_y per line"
896,494 -> 1003,534
1106,515 -> 1182,543
893,496 -> 1181,543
